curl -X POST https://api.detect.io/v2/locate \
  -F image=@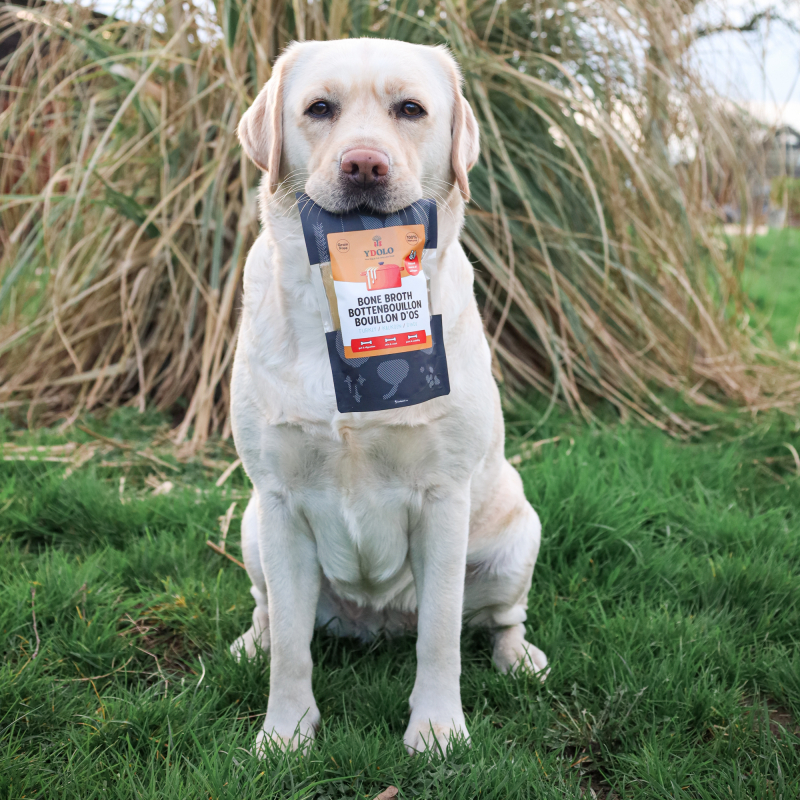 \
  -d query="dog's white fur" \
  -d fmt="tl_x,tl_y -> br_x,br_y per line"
229,38 -> 547,756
